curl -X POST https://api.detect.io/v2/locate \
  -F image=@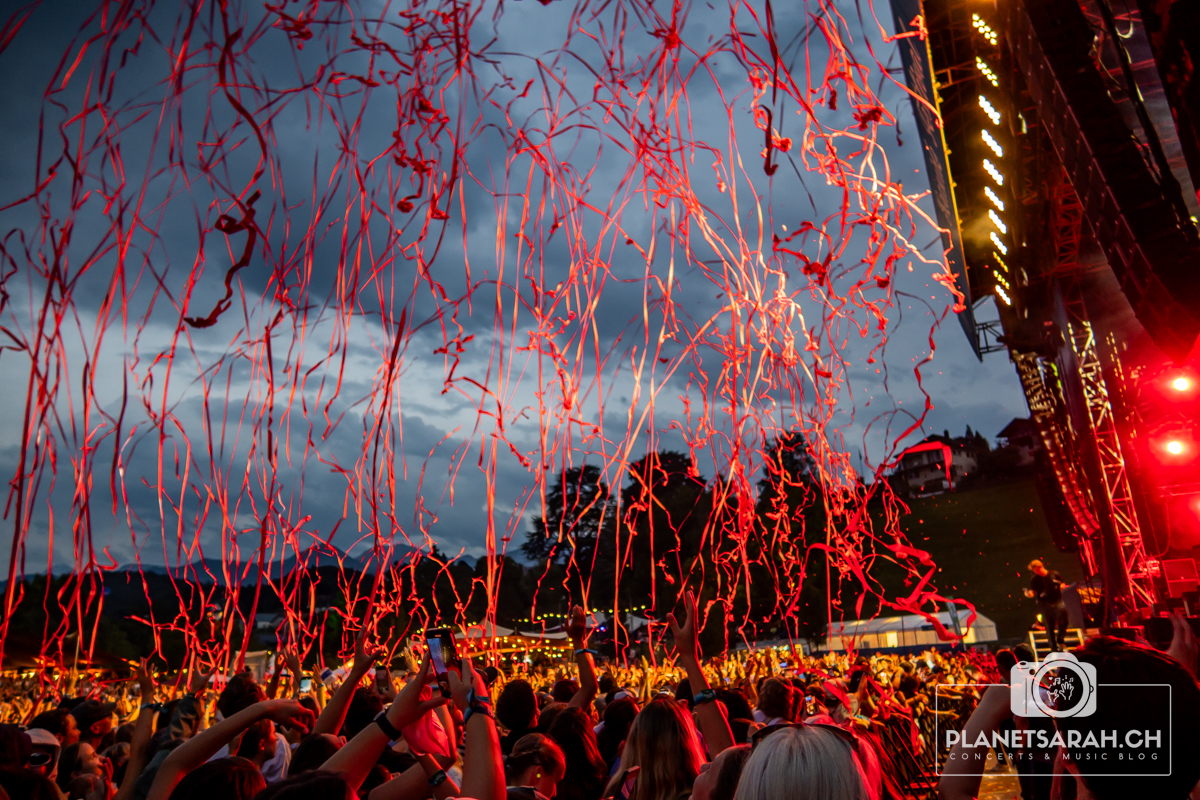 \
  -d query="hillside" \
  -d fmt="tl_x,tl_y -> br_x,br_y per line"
888,479 -> 1083,641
